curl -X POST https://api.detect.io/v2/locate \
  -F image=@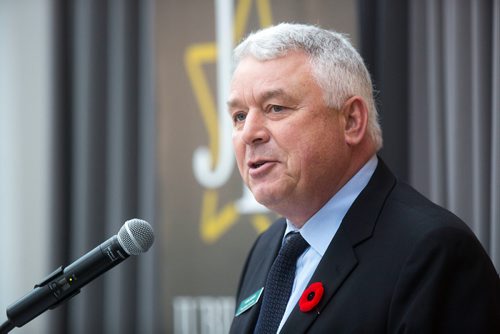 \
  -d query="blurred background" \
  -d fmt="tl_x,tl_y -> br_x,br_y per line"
0,0 -> 498,333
